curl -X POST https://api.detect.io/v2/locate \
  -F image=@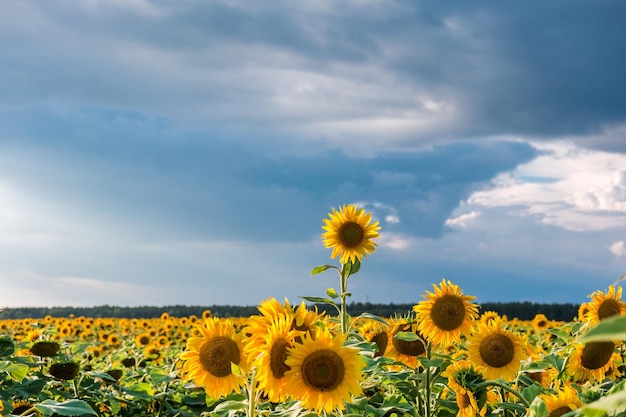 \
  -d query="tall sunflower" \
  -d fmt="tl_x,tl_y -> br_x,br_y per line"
413,279 -> 479,347
566,341 -> 616,383
252,315 -> 303,403
284,328 -> 364,413
441,360 -> 488,417
180,317 -> 249,399
321,204 -> 381,265
584,285 -> 625,327
539,385 -> 582,417
467,319 -> 527,381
